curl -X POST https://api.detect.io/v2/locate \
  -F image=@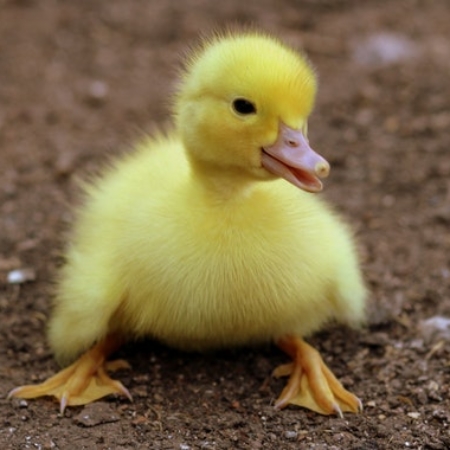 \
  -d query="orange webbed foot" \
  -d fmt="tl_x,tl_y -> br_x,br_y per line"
273,336 -> 362,417
8,336 -> 132,413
